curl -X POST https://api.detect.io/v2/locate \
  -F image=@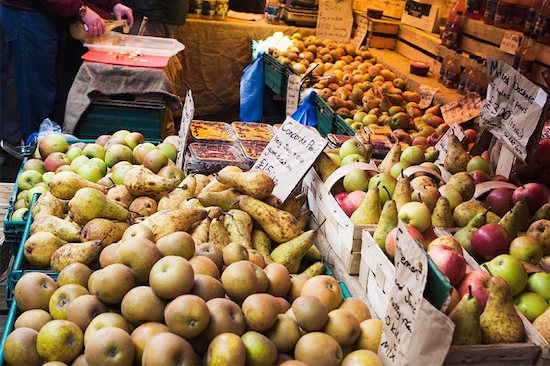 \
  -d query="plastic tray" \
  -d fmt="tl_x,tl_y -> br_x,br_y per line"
190,121 -> 237,143
185,142 -> 249,174
84,32 -> 184,57
239,140 -> 269,161
232,122 -> 275,142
